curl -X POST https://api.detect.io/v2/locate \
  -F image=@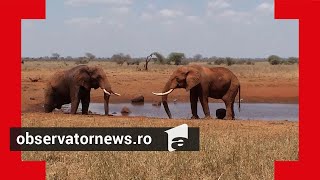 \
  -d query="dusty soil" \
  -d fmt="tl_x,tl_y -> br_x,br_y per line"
22,61 -> 298,113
